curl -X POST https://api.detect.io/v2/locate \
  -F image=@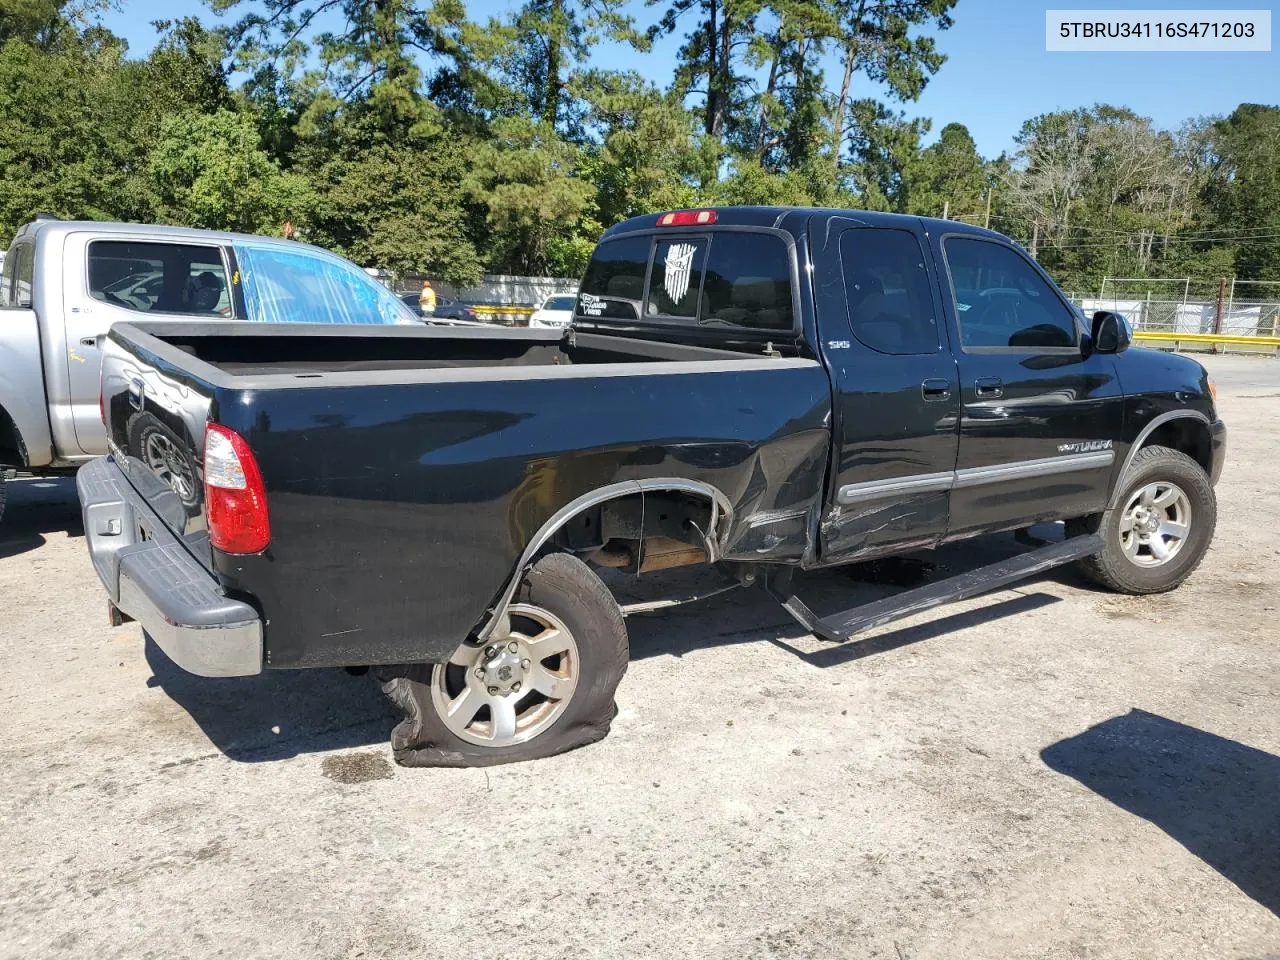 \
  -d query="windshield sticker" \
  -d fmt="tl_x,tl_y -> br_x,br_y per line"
663,243 -> 697,304
579,292 -> 604,317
